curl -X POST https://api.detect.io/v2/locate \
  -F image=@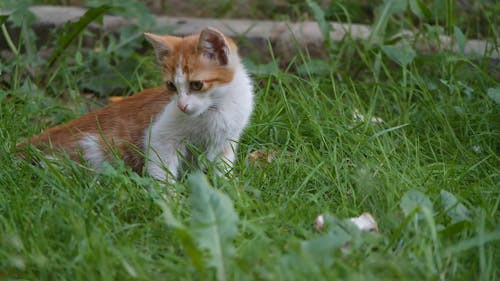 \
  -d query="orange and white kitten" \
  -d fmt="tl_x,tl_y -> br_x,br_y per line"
28,28 -> 254,182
